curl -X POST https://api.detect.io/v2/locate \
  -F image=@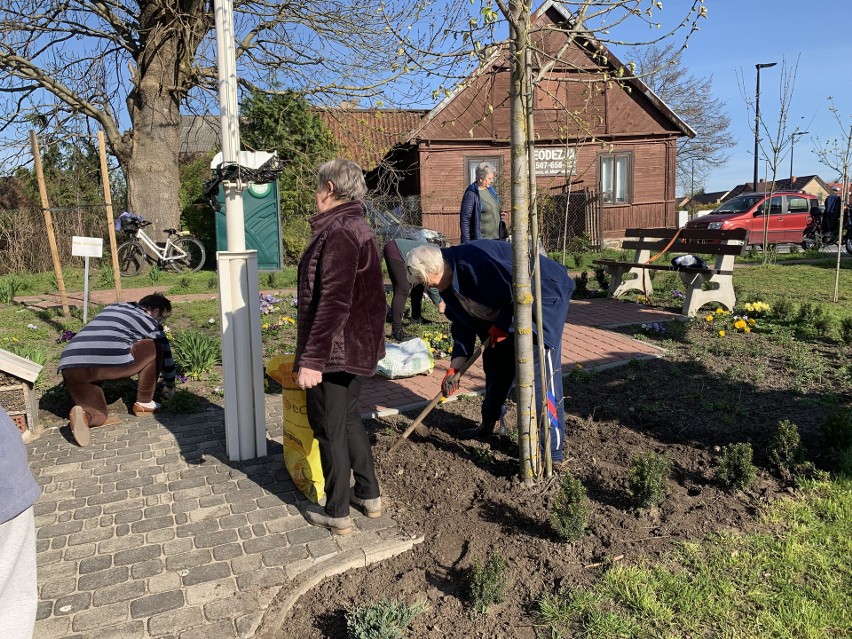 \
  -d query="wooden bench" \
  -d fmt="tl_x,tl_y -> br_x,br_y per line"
593,227 -> 749,317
